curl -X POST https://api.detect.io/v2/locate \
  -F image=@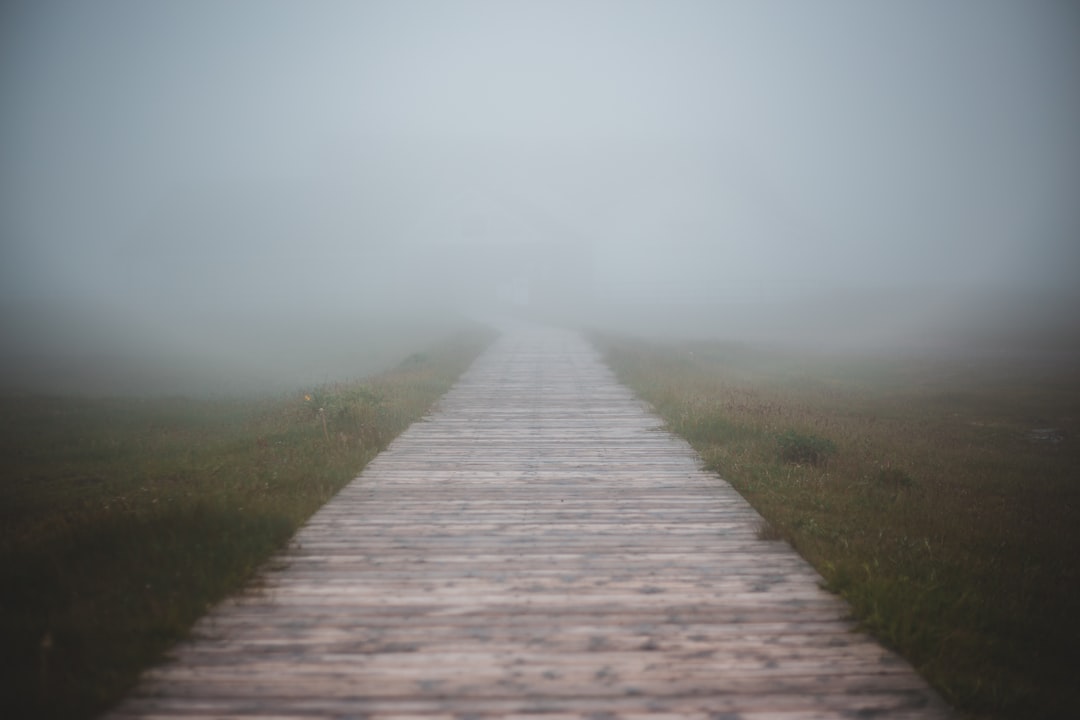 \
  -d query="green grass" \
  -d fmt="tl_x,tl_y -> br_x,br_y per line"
0,326 -> 495,719
594,333 -> 1080,720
